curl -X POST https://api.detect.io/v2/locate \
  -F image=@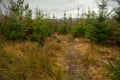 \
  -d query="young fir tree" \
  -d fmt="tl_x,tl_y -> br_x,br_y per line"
71,8 -> 87,38
10,0 -> 29,17
1,0 -> 29,40
57,11 -> 68,34
107,1 -> 120,80
30,8 -> 52,45
107,54 -> 120,80
89,0 -> 113,44
113,0 -> 120,45
97,0 -> 109,22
